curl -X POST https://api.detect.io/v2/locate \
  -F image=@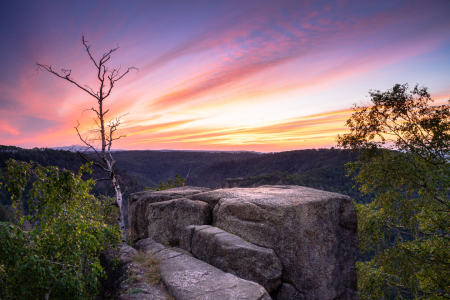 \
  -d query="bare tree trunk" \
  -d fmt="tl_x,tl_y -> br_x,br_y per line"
37,35 -> 137,244
114,183 -> 126,242
108,161 -> 126,242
